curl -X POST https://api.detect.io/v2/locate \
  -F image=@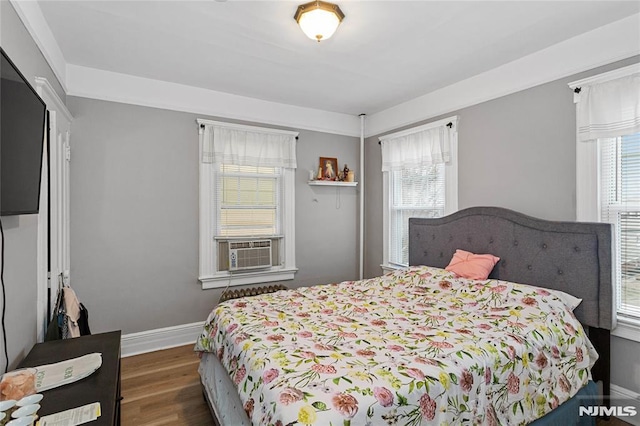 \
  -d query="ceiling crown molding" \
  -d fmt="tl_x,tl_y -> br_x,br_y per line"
66,65 -> 361,137
9,0 -> 67,92
366,13 -> 640,137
